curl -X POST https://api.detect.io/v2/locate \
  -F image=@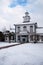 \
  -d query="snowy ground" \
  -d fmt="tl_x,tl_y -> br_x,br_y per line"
0,42 -> 18,47
0,43 -> 43,65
